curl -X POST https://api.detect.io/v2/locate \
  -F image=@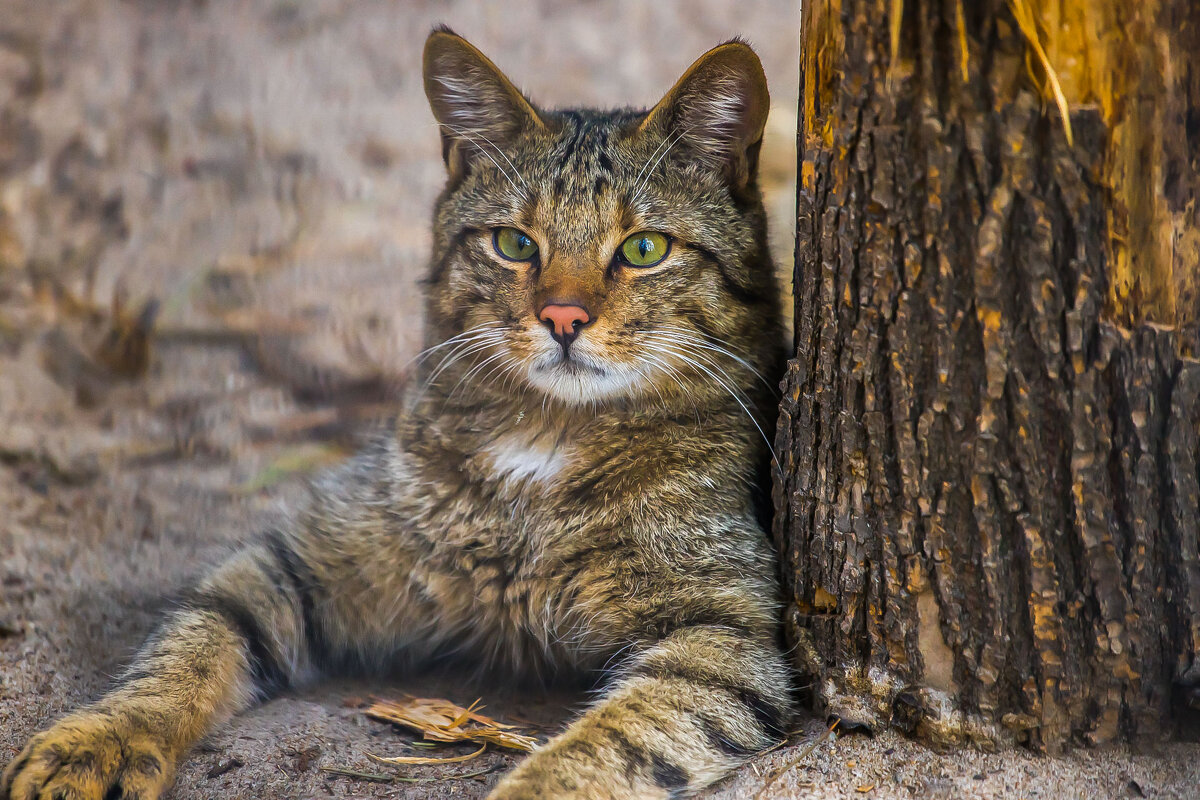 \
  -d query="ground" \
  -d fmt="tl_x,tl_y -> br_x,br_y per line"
0,1 -> 1198,798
